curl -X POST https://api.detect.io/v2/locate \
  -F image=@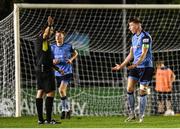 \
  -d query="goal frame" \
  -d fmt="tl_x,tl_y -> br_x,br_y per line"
13,3 -> 180,117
